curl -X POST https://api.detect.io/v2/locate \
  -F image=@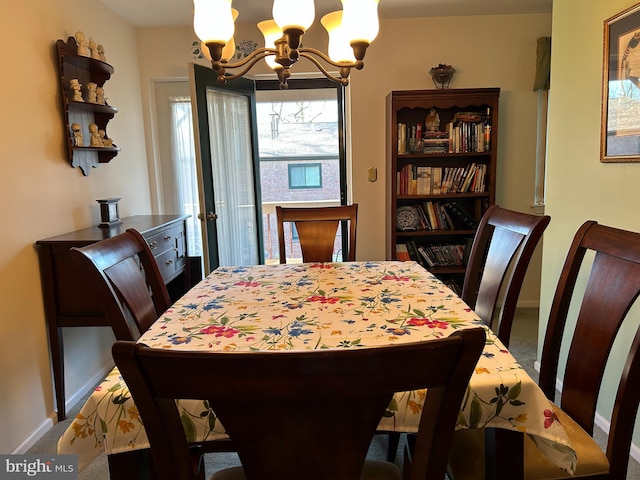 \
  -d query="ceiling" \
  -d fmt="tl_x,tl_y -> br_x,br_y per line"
98,0 -> 552,28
